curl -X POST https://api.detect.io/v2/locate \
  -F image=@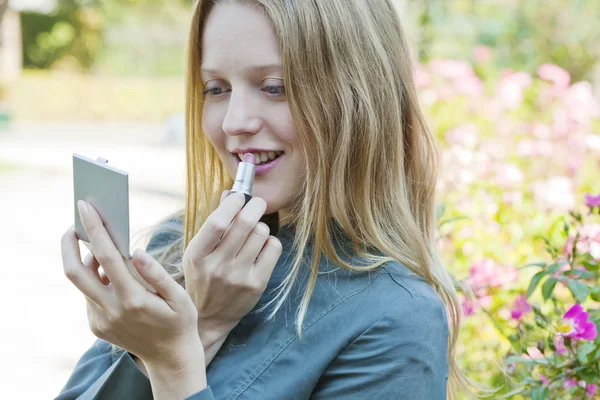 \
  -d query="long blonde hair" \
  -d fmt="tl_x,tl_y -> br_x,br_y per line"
137,0 -> 481,398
